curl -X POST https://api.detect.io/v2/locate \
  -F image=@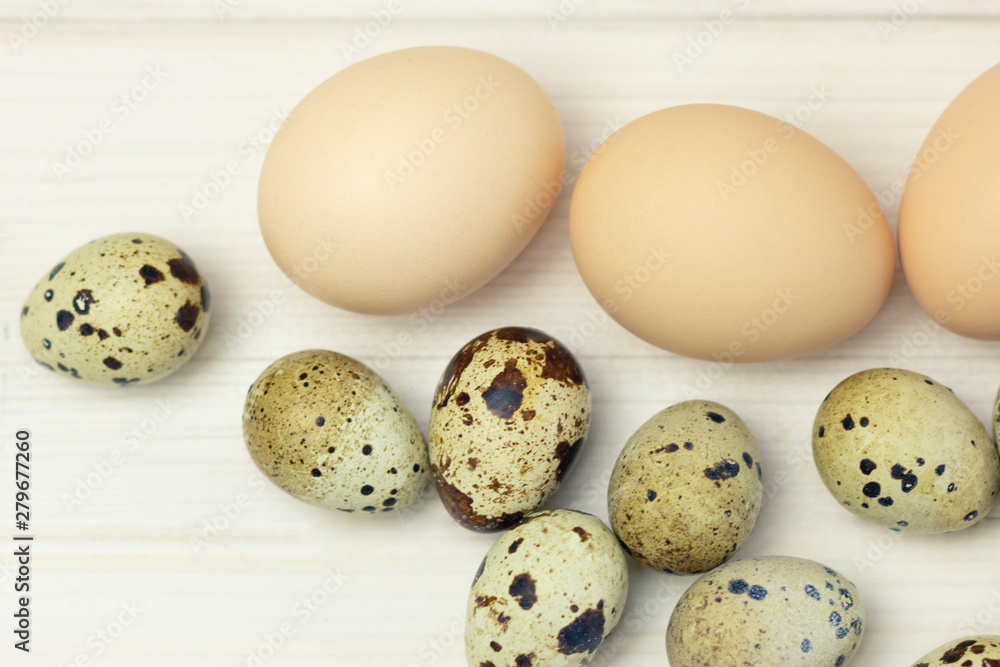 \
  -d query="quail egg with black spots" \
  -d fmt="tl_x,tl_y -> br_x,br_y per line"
608,400 -> 762,574
909,635 -> 1000,666
666,555 -> 865,667
243,349 -> 430,513
466,509 -> 628,667
20,232 -> 210,385
430,327 -> 591,532
813,368 -> 1000,533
